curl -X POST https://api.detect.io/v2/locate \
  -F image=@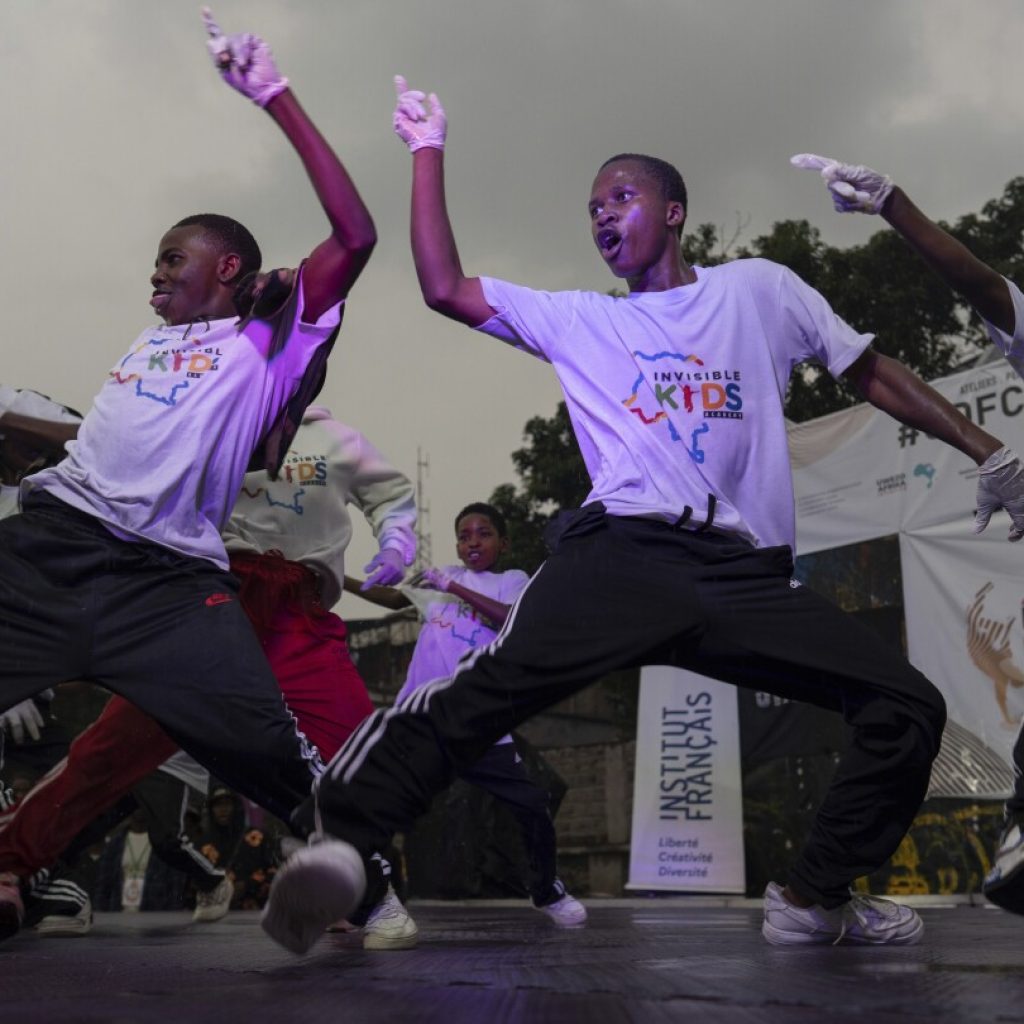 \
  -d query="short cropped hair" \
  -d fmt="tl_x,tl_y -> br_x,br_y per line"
455,502 -> 508,539
173,213 -> 262,282
599,153 -> 688,236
